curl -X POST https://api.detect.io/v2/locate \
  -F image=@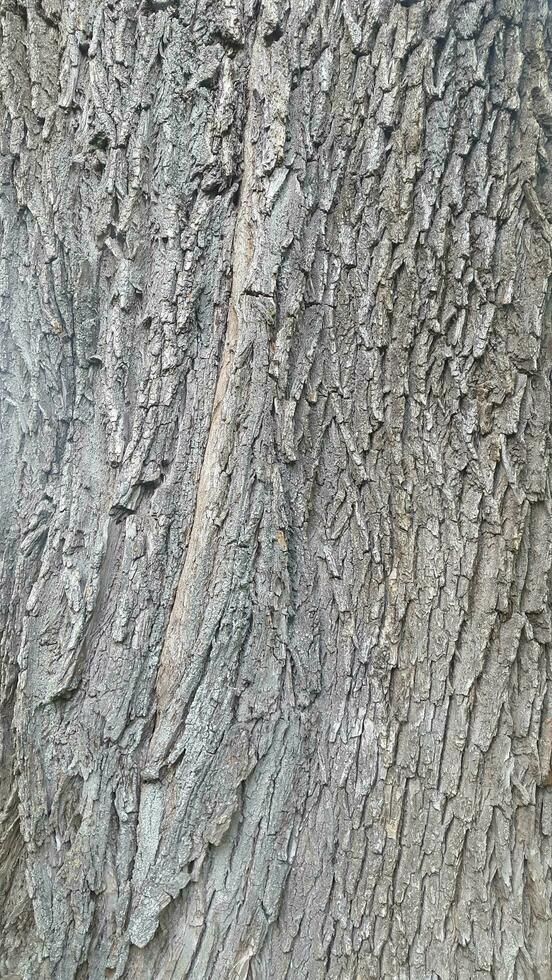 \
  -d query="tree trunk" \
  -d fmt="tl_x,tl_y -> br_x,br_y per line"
1,0 -> 552,976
